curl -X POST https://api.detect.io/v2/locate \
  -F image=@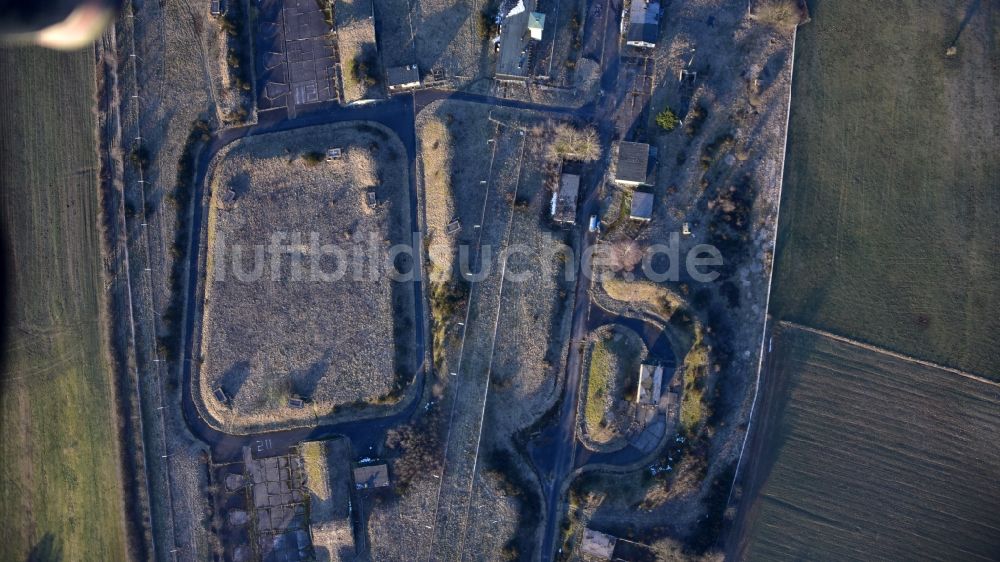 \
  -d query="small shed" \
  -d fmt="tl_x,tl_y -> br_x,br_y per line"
581,528 -> 617,559
551,173 -> 580,224
630,191 -> 654,221
636,363 -> 663,404
386,65 -> 421,90
614,141 -> 651,185
353,464 -> 390,489
528,12 -> 546,40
